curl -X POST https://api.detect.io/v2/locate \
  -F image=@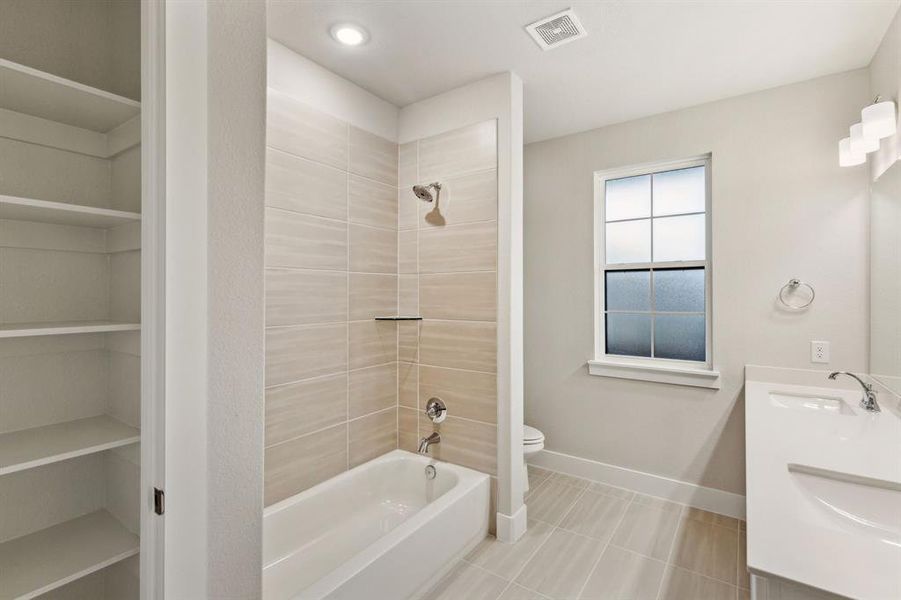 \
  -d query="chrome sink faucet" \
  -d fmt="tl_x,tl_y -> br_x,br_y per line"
828,371 -> 880,412
418,432 -> 441,454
